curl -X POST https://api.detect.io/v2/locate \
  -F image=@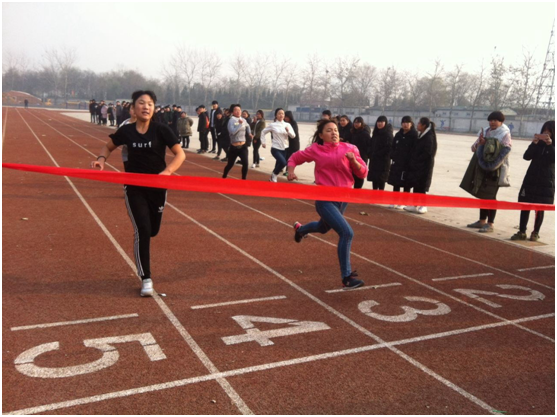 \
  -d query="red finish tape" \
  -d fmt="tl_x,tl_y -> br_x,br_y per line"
2,163 -> 554,211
